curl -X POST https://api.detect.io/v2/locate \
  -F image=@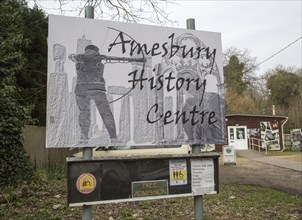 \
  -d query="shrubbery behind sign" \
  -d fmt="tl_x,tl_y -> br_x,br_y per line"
47,15 -> 226,148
